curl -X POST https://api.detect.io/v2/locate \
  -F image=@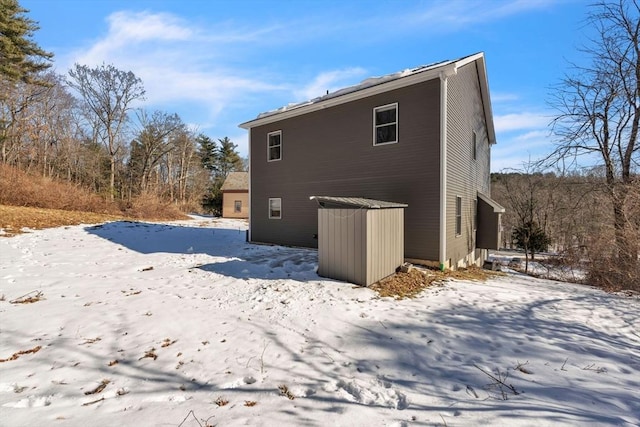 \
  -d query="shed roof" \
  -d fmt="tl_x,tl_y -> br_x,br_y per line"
221,171 -> 249,191
310,196 -> 408,209
478,192 -> 505,213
